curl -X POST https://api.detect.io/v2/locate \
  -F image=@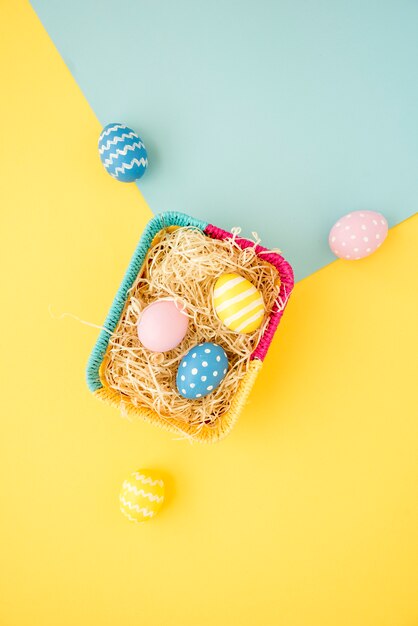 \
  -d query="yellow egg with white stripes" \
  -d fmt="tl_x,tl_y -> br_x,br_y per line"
213,273 -> 265,334
119,470 -> 165,523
